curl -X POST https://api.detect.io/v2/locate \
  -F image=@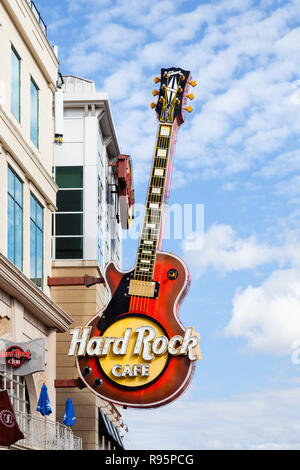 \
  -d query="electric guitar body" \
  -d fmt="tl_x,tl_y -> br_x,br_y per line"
76,67 -> 200,408
77,252 -> 194,408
